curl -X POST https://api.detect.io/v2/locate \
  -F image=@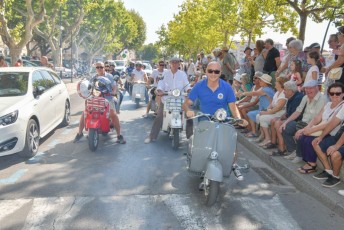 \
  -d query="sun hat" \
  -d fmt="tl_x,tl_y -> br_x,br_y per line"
258,74 -> 272,84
